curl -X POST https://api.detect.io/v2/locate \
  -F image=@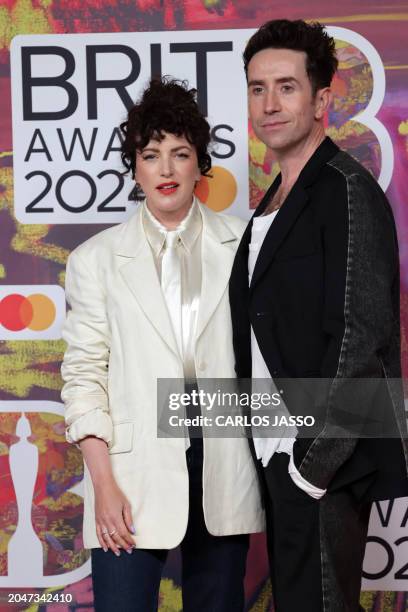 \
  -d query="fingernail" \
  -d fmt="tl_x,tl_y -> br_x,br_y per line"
126,548 -> 133,555
115,550 -> 120,557
130,525 -> 136,534
103,547 -> 108,553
